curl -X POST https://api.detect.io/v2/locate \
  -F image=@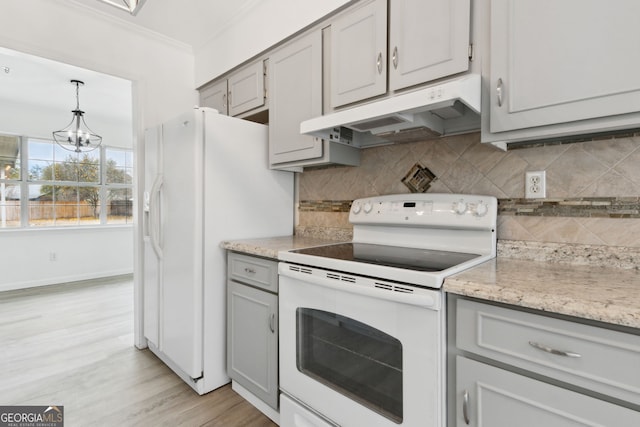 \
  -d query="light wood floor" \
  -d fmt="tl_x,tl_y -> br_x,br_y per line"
0,276 -> 276,427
